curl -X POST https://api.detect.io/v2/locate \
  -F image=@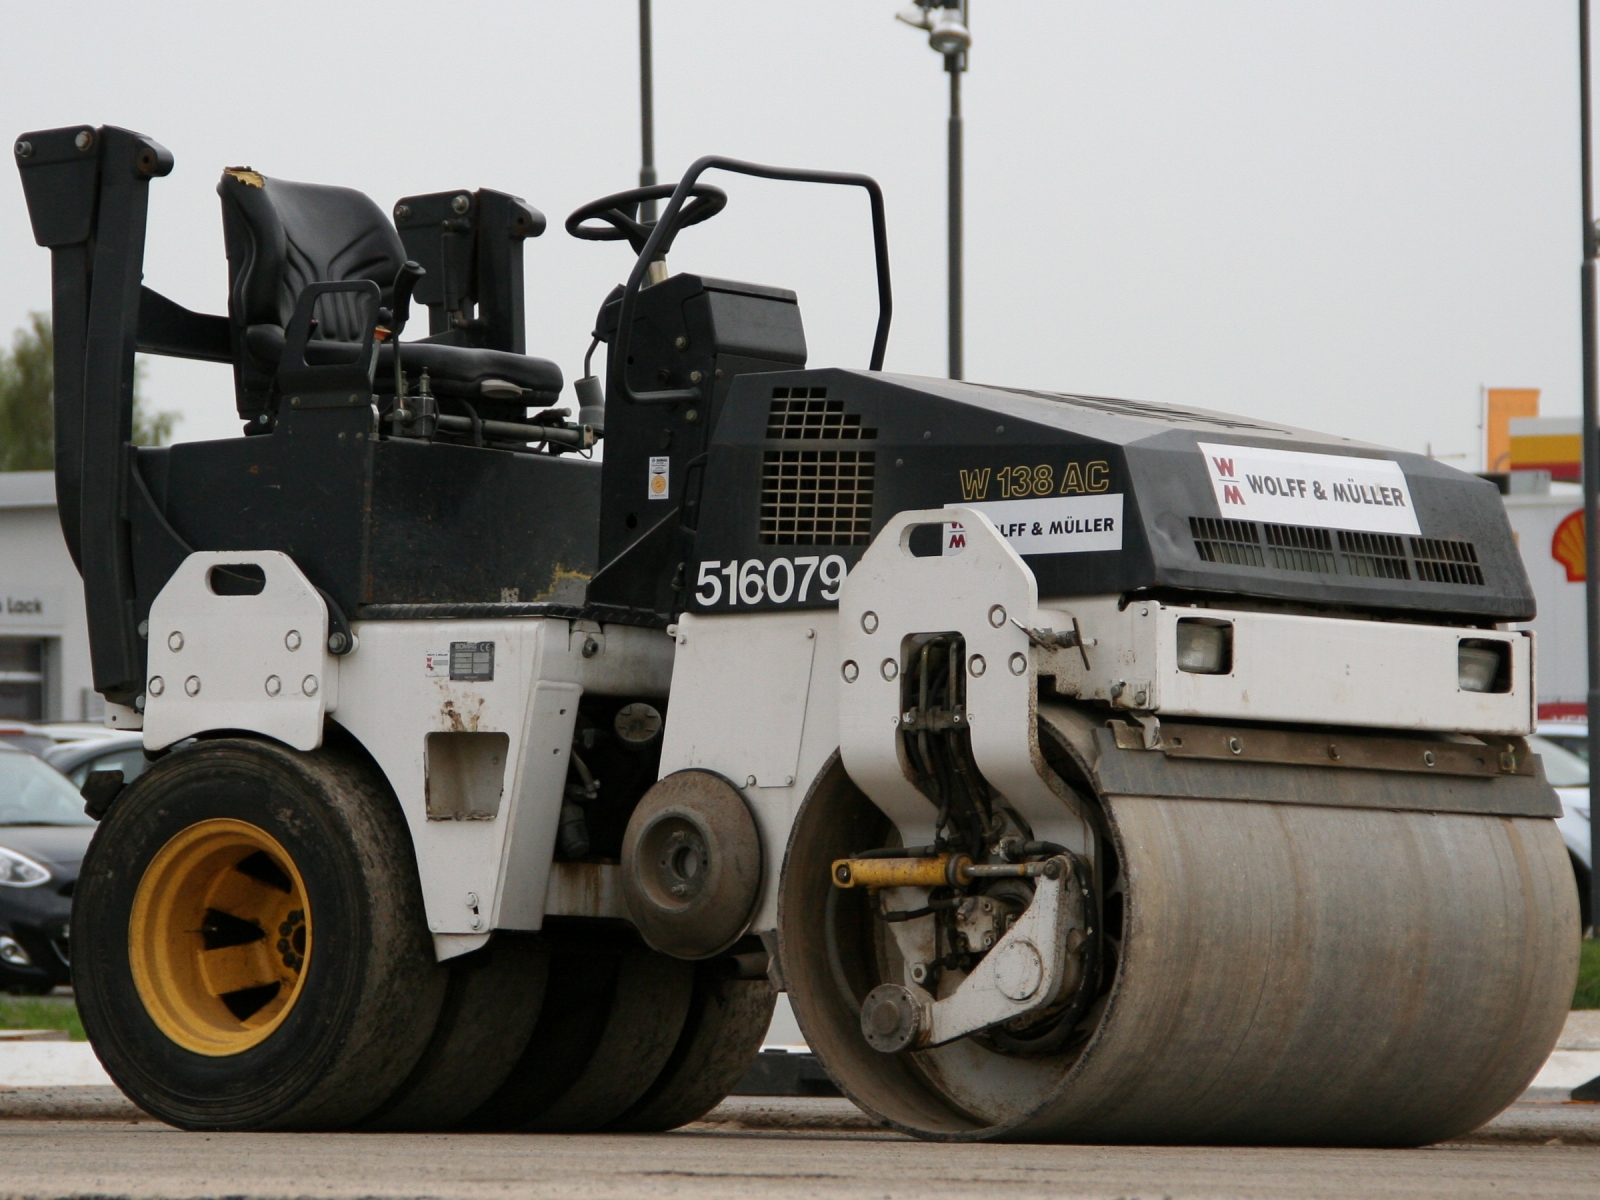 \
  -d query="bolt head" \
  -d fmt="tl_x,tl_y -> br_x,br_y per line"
264,675 -> 281,697
147,676 -> 165,697
184,675 -> 201,697
394,204 -> 411,221
74,130 -> 92,151
302,674 -> 319,697
14,140 -> 32,159
452,193 -> 471,214
167,631 -> 184,652
285,630 -> 302,651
